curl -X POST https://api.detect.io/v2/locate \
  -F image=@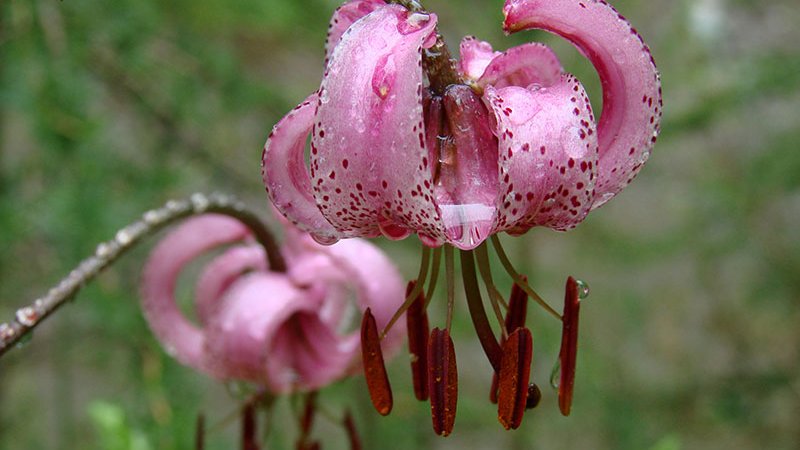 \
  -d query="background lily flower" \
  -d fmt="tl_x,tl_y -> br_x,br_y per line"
140,213 -> 404,393
262,0 -> 661,250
